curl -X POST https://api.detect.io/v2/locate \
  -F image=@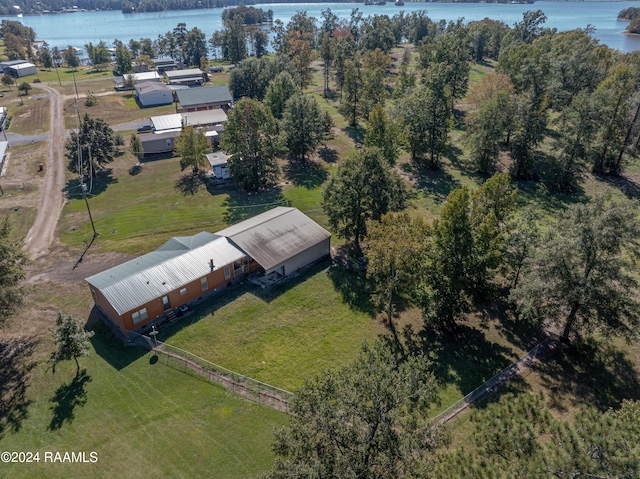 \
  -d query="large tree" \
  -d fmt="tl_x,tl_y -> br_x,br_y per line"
322,147 -> 407,254
264,71 -> 300,120
66,114 -> 118,179
221,98 -> 279,191
364,212 -> 428,326
63,45 -> 80,70
85,40 -> 111,71
364,104 -> 400,166
50,312 -> 95,376
264,340 -> 439,479
281,93 -> 324,162
175,126 -> 210,174
396,85 -> 451,169
511,196 -> 640,343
